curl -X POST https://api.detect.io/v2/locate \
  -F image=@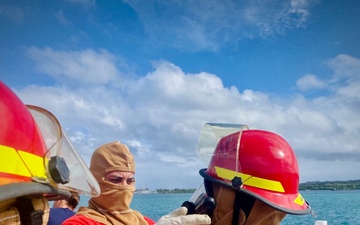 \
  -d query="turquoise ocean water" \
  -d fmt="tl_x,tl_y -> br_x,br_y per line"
78,190 -> 360,224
